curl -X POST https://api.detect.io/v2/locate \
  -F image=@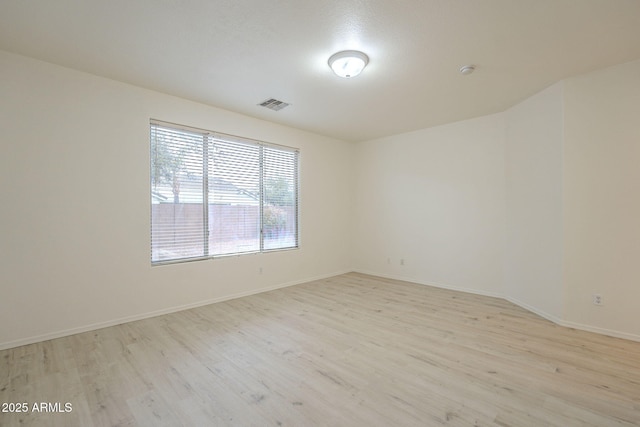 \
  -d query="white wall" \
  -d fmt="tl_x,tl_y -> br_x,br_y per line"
2,49 -> 639,349
563,60 -> 640,338
353,114 -> 506,296
504,83 -> 564,321
353,60 -> 640,341
0,51 -> 354,349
